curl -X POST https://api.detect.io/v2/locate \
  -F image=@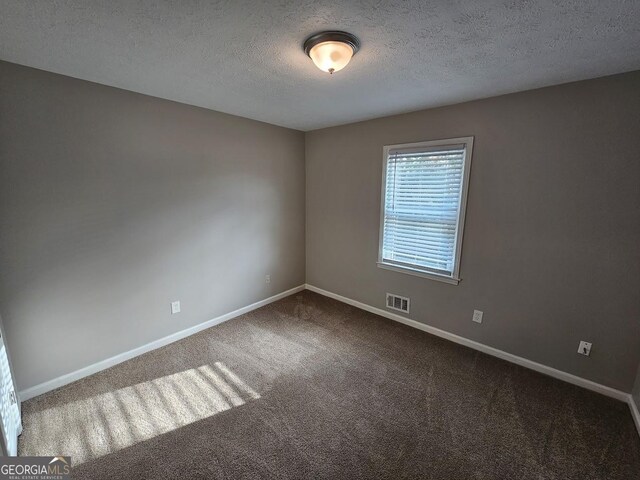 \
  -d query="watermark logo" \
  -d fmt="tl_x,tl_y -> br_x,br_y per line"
0,456 -> 71,480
